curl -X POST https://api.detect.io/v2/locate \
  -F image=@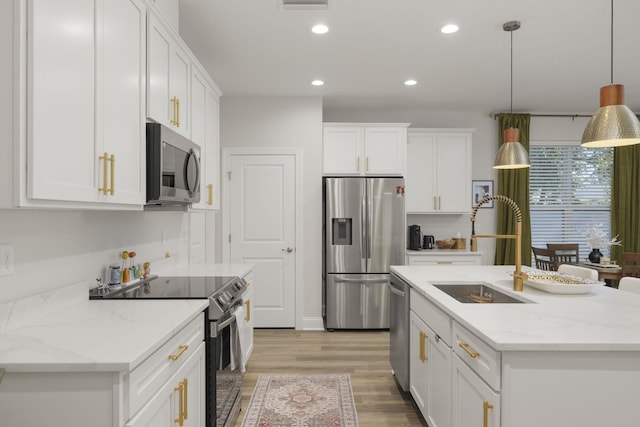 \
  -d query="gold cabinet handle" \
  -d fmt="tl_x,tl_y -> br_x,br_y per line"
176,98 -> 181,127
171,96 -> 178,126
168,344 -> 188,361
458,342 -> 480,359
357,156 -> 360,172
183,378 -> 188,420
207,184 -> 213,205
99,152 -> 109,194
437,261 -> 453,265
174,381 -> 184,426
433,196 -> 437,210
419,331 -> 427,362
438,196 -> 441,210
245,299 -> 251,322
483,400 -> 494,427
109,154 -> 115,195
366,156 -> 369,171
